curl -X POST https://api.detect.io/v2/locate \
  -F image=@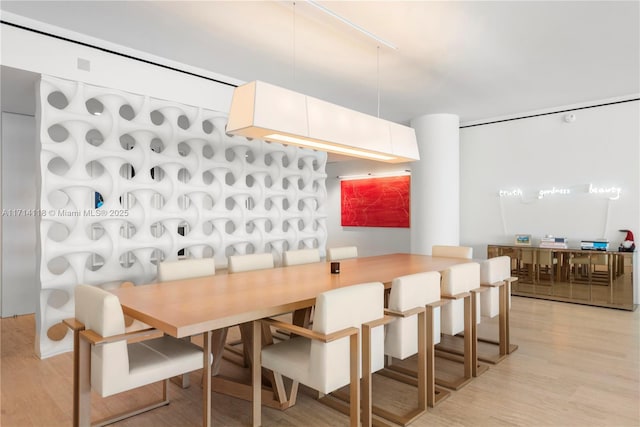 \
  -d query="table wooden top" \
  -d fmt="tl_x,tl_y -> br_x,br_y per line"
110,253 -> 472,338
